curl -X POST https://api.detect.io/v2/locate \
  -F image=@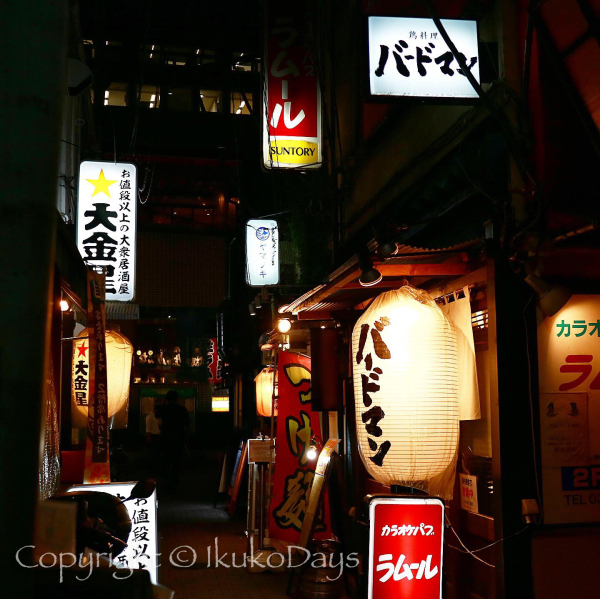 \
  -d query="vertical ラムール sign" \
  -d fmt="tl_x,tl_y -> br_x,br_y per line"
77,161 -> 137,302
246,219 -> 279,286
368,497 -> 444,599
83,269 -> 111,484
263,1 -> 322,169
